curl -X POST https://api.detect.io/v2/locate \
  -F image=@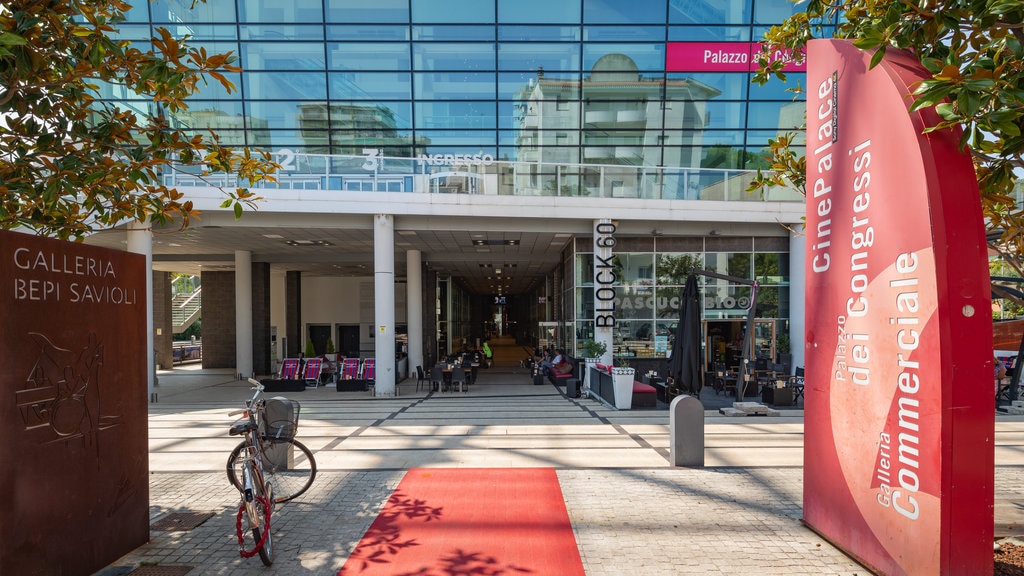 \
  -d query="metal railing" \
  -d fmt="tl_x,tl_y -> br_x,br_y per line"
162,150 -> 803,202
